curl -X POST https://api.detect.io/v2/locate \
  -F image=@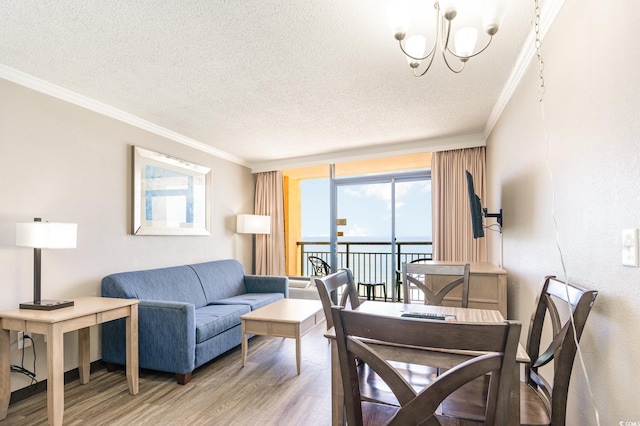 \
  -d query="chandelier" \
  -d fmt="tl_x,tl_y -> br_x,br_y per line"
387,0 -> 508,77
